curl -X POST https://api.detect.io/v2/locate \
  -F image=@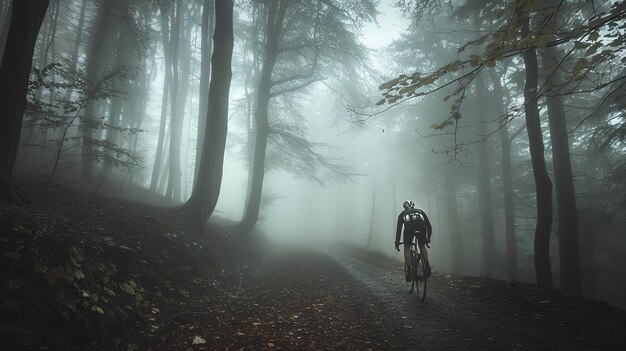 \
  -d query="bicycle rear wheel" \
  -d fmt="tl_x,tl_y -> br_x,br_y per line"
415,254 -> 427,301
405,263 -> 414,293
